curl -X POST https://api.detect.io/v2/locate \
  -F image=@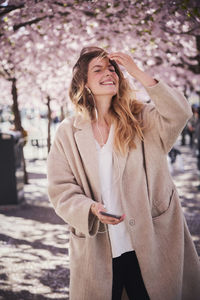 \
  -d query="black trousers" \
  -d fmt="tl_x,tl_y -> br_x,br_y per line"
112,251 -> 150,300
